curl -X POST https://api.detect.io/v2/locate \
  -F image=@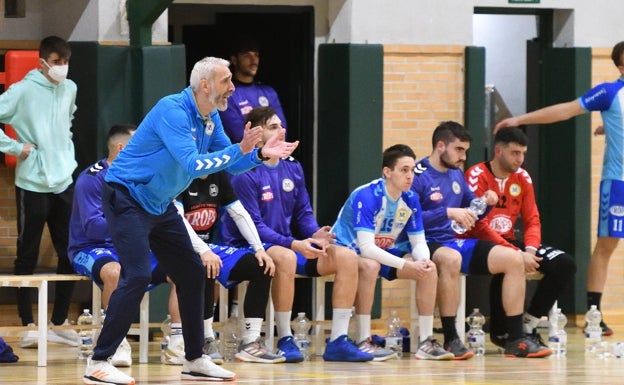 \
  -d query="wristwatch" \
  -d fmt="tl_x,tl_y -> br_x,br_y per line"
256,147 -> 270,161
